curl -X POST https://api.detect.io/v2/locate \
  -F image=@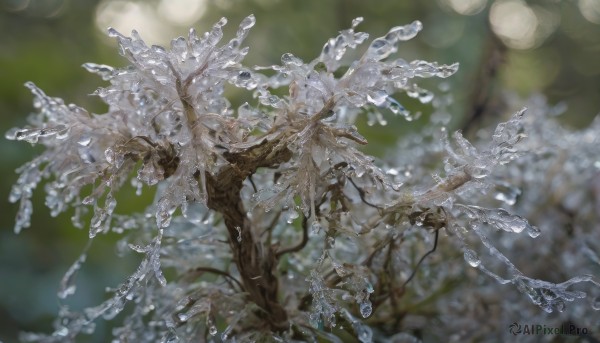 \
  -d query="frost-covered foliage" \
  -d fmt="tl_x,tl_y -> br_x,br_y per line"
6,15 -> 600,342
